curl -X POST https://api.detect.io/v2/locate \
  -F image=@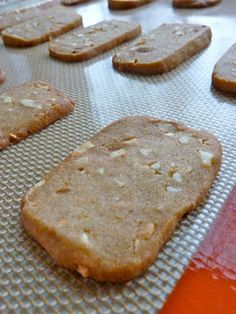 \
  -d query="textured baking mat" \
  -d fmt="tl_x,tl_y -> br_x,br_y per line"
0,0 -> 236,313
